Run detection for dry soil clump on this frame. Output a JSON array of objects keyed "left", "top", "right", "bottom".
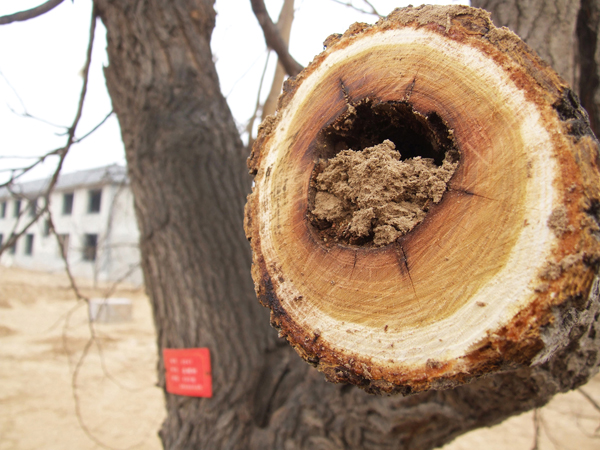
[{"left": 311, "top": 139, "right": 458, "bottom": 246}]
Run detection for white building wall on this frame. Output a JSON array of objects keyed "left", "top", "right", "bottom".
[{"left": 0, "top": 181, "right": 142, "bottom": 286}]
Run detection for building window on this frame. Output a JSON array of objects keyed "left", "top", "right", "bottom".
[
  {"left": 43, "top": 219, "right": 51, "bottom": 237},
  {"left": 57, "top": 234, "right": 69, "bottom": 258},
  {"left": 28, "top": 198, "right": 38, "bottom": 217},
  {"left": 0, "top": 201, "right": 6, "bottom": 218},
  {"left": 83, "top": 234, "right": 98, "bottom": 261},
  {"left": 24, "top": 234, "right": 34, "bottom": 256},
  {"left": 63, "top": 193, "right": 74, "bottom": 215},
  {"left": 0, "top": 233, "right": 3, "bottom": 247},
  {"left": 13, "top": 199, "right": 21, "bottom": 218},
  {"left": 88, "top": 189, "right": 102, "bottom": 213},
  {"left": 8, "top": 234, "right": 16, "bottom": 254}
]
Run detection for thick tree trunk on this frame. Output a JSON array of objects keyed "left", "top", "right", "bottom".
[
  {"left": 94, "top": 0, "right": 277, "bottom": 446},
  {"left": 96, "top": 1, "right": 600, "bottom": 449},
  {"left": 472, "top": 0, "right": 600, "bottom": 137}
]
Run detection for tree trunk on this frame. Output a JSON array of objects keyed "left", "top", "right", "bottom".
[
  {"left": 472, "top": 0, "right": 600, "bottom": 137},
  {"left": 96, "top": 1, "right": 600, "bottom": 449}
]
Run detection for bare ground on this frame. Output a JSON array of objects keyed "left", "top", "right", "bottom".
[{"left": 0, "top": 266, "right": 598, "bottom": 450}]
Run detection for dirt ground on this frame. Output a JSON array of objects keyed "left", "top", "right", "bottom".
[{"left": 0, "top": 266, "right": 599, "bottom": 450}]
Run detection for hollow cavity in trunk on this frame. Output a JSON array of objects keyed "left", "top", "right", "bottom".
[{"left": 309, "top": 100, "right": 459, "bottom": 247}]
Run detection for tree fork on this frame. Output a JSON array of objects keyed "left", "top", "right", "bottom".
[{"left": 245, "top": 5, "right": 600, "bottom": 395}]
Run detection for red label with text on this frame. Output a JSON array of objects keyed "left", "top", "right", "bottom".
[{"left": 163, "top": 348, "right": 212, "bottom": 397}]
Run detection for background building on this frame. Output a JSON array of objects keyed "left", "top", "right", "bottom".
[{"left": 0, "top": 165, "right": 142, "bottom": 286}]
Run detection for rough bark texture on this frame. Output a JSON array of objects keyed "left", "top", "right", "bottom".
[
  {"left": 95, "top": 0, "right": 275, "bottom": 446},
  {"left": 472, "top": 0, "right": 600, "bottom": 137},
  {"left": 96, "top": 1, "right": 600, "bottom": 449}
]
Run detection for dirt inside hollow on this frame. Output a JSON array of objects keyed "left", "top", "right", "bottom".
[{"left": 309, "top": 100, "right": 459, "bottom": 247}]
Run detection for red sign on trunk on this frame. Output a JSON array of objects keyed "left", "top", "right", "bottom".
[{"left": 163, "top": 348, "right": 212, "bottom": 398}]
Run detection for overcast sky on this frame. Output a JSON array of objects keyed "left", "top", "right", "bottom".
[{"left": 0, "top": 0, "right": 469, "bottom": 184}]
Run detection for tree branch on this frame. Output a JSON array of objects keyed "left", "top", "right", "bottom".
[
  {"left": 250, "top": 0, "right": 303, "bottom": 77},
  {"left": 0, "top": 5, "right": 98, "bottom": 258},
  {"left": 262, "top": 0, "right": 295, "bottom": 121},
  {"left": 579, "top": 388, "right": 600, "bottom": 413},
  {"left": 246, "top": 52, "right": 271, "bottom": 149},
  {"left": 0, "top": 0, "right": 65, "bottom": 25},
  {"left": 0, "top": 69, "right": 68, "bottom": 129},
  {"left": 74, "top": 110, "right": 114, "bottom": 143},
  {"left": 329, "top": 0, "right": 383, "bottom": 17}
]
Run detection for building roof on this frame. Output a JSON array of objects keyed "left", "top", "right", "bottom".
[{"left": 0, "top": 164, "right": 128, "bottom": 200}]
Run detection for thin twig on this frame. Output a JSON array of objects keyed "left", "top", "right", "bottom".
[
  {"left": 539, "top": 407, "right": 566, "bottom": 450},
  {"left": 0, "top": 69, "right": 68, "bottom": 129},
  {"left": 0, "top": 155, "right": 45, "bottom": 160},
  {"left": 531, "top": 408, "right": 541, "bottom": 450},
  {"left": 49, "top": 172, "right": 147, "bottom": 449},
  {"left": 94, "top": 264, "right": 146, "bottom": 392},
  {"left": 262, "top": 0, "right": 295, "bottom": 121},
  {"left": 0, "top": 147, "right": 63, "bottom": 189},
  {"left": 225, "top": 50, "right": 269, "bottom": 98},
  {"left": 362, "top": 0, "right": 381, "bottom": 17},
  {"left": 0, "top": 0, "right": 65, "bottom": 25},
  {"left": 246, "top": 51, "right": 272, "bottom": 148},
  {"left": 74, "top": 110, "right": 114, "bottom": 143},
  {"left": 578, "top": 388, "right": 600, "bottom": 436},
  {"left": 579, "top": 388, "right": 600, "bottom": 414},
  {"left": 0, "top": 109, "right": 115, "bottom": 191},
  {"left": 250, "top": 0, "right": 303, "bottom": 76},
  {"left": 0, "top": 194, "right": 50, "bottom": 256},
  {"left": 0, "top": 3, "right": 97, "bottom": 257},
  {"left": 49, "top": 201, "right": 133, "bottom": 450},
  {"left": 329, "top": 0, "right": 383, "bottom": 17},
  {"left": 7, "top": 104, "right": 69, "bottom": 129}
]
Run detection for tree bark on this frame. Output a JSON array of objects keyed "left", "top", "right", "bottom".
[
  {"left": 94, "top": 0, "right": 277, "bottom": 446},
  {"left": 472, "top": 0, "right": 600, "bottom": 137},
  {"left": 96, "top": 1, "right": 600, "bottom": 449}
]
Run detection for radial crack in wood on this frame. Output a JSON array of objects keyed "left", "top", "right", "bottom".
[{"left": 244, "top": 5, "right": 600, "bottom": 395}]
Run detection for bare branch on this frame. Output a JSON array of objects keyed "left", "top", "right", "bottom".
[
  {"left": 0, "top": 109, "right": 113, "bottom": 190},
  {"left": 579, "top": 388, "right": 600, "bottom": 414},
  {"left": 362, "top": 0, "right": 381, "bottom": 17},
  {"left": 0, "top": 198, "right": 47, "bottom": 256},
  {"left": 531, "top": 408, "right": 541, "bottom": 450},
  {"left": 0, "top": 155, "right": 47, "bottom": 160},
  {"left": 250, "top": 0, "right": 303, "bottom": 77},
  {"left": 74, "top": 110, "right": 114, "bottom": 143},
  {"left": 246, "top": 52, "right": 272, "bottom": 149},
  {"left": 0, "top": 70, "right": 68, "bottom": 129},
  {"left": 539, "top": 407, "right": 567, "bottom": 449},
  {"left": 0, "top": 5, "right": 98, "bottom": 258},
  {"left": 225, "top": 50, "right": 269, "bottom": 98},
  {"left": 0, "top": 146, "right": 63, "bottom": 189},
  {"left": 329, "top": 0, "right": 383, "bottom": 17},
  {"left": 0, "top": 0, "right": 65, "bottom": 26},
  {"left": 262, "top": 0, "right": 295, "bottom": 121},
  {"left": 7, "top": 104, "right": 69, "bottom": 129}
]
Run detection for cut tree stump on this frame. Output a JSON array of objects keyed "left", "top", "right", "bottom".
[{"left": 244, "top": 5, "right": 600, "bottom": 395}]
